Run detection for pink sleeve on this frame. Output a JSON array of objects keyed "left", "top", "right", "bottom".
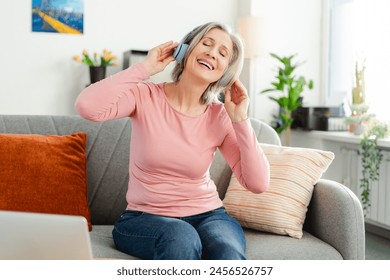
[
  {"left": 219, "top": 118, "right": 270, "bottom": 194},
  {"left": 75, "top": 63, "right": 150, "bottom": 122}
]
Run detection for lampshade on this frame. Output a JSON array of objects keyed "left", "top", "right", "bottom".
[{"left": 237, "top": 16, "right": 265, "bottom": 58}]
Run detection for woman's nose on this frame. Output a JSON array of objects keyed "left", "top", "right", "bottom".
[{"left": 207, "top": 47, "right": 218, "bottom": 59}]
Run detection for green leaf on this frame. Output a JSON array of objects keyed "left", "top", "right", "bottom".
[
  {"left": 277, "top": 96, "right": 289, "bottom": 108},
  {"left": 358, "top": 120, "right": 390, "bottom": 216},
  {"left": 261, "top": 52, "right": 313, "bottom": 137},
  {"left": 82, "top": 55, "right": 94, "bottom": 66},
  {"left": 273, "top": 81, "right": 284, "bottom": 91},
  {"left": 308, "top": 80, "right": 314, "bottom": 89},
  {"left": 260, "top": 88, "right": 275, "bottom": 94},
  {"left": 270, "top": 53, "right": 283, "bottom": 62}
]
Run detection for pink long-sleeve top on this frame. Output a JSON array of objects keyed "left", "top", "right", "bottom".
[{"left": 75, "top": 63, "right": 270, "bottom": 217}]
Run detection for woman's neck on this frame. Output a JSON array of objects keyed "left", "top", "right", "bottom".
[{"left": 164, "top": 74, "right": 209, "bottom": 116}]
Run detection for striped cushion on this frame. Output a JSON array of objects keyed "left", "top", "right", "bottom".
[{"left": 223, "top": 144, "right": 335, "bottom": 239}]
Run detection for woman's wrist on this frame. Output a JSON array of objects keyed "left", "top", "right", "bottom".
[
  {"left": 232, "top": 114, "right": 248, "bottom": 123},
  {"left": 141, "top": 60, "right": 155, "bottom": 77}
]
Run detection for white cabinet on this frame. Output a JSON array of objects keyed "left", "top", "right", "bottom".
[
  {"left": 290, "top": 130, "right": 390, "bottom": 230},
  {"left": 372, "top": 152, "right": 390, "bottom": 227}
]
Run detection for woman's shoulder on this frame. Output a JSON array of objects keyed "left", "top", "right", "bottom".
[{"left": 136, "top": 81, "right": 165, "bottom": 97}]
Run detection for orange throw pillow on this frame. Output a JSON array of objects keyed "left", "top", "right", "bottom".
[{"left": 0, "top": 132, "right": 91, "bottom": 230}]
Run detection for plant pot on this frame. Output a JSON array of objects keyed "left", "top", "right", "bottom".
[
  {"left": 89, "top": 66, "right": 106, "bottom": 84},
  {"left": 353, "top": 124, "right": 367, "bottom": 136}
]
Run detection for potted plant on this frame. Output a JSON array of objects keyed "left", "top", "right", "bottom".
[
  {"left": 260, "top": 53, "right": 313, "bottom": 145},
  {"left": 73, "top": 49, "right": 119, "bottom": 84},
  {"left": 359, "top": 120, "right": 390, "bottom": 216},
  {"left": 345, "top": 60, "right": 369, "bottom": 135},
  {"left": 344, "top": 104, "right": 373, "bottom": 136}
]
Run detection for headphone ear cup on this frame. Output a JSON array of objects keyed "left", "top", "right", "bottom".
[{"left": 173, "top": 43, "right": 189, "bottom": 64}]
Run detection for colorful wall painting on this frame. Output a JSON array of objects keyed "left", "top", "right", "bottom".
[{"left": 32, "top": 0, "right": 84, "bottom": 34}]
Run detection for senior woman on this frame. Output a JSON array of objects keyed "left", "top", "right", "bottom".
[{"left": 75, "top": 22, "right": 270, "bottom": 260}]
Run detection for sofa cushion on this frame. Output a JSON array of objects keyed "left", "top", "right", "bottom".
[
  {"left": 89, "top": 226, "right": 342, "bottom": 260},
  {"left": 0, "top": 132, "right": 92, "bottom": 230},
  {"left": 223, "top": 144, "right": 334, "bottom": 238},
  {"left": 90, "top": 225, "right": 138, "bottom": 259},
  {"left": 244, "top": 229, "right": 343, "bottom": 259}
]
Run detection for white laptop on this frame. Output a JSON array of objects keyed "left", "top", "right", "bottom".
[{"left": 0, "top": 210, "right": 93, "bottom": 260}]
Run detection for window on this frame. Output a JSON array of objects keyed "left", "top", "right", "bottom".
[{"left": 326, "top": 0, "right": 390, "bottom": 120}]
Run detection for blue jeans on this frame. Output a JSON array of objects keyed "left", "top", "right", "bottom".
[{"left": 112, "top": 206, "right": 246, "bottom": 260}]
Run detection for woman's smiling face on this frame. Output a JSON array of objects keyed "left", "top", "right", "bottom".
[{"left": 185, "top": 28, "right": 233, "bottom": 84}]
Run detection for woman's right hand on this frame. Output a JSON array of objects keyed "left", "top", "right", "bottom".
[{"left": 142, "top": 41, "right": 178, "bottom": 76}]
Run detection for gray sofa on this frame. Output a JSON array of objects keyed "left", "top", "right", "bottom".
[{"left": 0, "top": 115, "right": 365, "bottom": 260}]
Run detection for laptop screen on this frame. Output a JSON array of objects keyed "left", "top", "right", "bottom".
[{"left": 0, "top": 211, "right": 93, "bottom": 260}]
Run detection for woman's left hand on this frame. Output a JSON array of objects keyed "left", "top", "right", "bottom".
[{"left": 224, "top": 80, "right": 249, "bottom": 122}]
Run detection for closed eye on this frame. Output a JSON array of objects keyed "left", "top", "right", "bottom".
[
  {"left": 202, "top": 37, "right": 230, "bottom": 58},
  {"left": 219, "top": 50, "right": 227, "bottom": 57},
  {"left": 202, "top": 38, "right": 213, "bottom": 47}
]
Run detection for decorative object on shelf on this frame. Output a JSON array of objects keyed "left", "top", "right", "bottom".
[
  {"left": 345, "top": 59, "right": 369, "bottom": 135},
  {"left": 344, "top": 103, "right": 373, "bottom": 136},
  {"left": 88, "top": 66, "right": 106, "bottom": 84},
  {"left": 359, "top": 120, "right": 390, "bottom": 216},
  {"left": 352, "top": 59, "right": 366, "bottom": 105},
  {"left": 260, "top": 53, "right": 313, "bottom": 146},
  {"left": 73, "top": 49, "right": 119, "bottom": 84}
]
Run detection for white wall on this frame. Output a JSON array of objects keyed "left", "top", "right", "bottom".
[
  {"left": 0, "top": 0, "right": 238, "bottom": 115},
  {"left": 0, "top": 0, "right": 322, "bottom": 124},
  {"left": 249, "top": 0, "right": 323, "bottom": 124}
]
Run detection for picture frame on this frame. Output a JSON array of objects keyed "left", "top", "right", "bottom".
[{"left": 32, "top": 0, "right": 84, "bottom": 34}]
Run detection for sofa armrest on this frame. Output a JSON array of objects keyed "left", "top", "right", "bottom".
[{"left": 304, "top": 179, "right": 365, "bottom": 260}]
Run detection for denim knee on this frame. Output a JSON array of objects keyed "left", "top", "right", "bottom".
[
  {"left": 112, "top": 212, "right": 202, "bottom": 260},
  {"left": 155, "top": 220, "right": 202, "bottom": 260},
  {"left": 193, "top": 209, "right": 246, "bottom": 260},
  {"left": 206, "top": 234, "right": 246, "bottom": 260}
]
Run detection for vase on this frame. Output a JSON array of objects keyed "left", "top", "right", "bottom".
[
  {"left": 89, "top": 66, "right": 106, "bottom": 84},
  {"left": 353, "top": 124, "right": 367, "bottom": 136}
]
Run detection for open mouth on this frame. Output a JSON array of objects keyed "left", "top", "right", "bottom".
[{"left": 197, "top": 59, "right": 214, "bottom": 70}]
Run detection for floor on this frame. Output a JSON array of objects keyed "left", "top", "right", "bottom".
[{"left": 365, "top": 231, "right": 390, "bottom": 260}]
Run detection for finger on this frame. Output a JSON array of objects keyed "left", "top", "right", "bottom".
[
  {"left": 231, "top": 80, "right": 247, "bottom": 96},
  {"left": 159, "top": 50, "right": 173, "bottom": 62},
  {"left": 160, "top": 41, "right": 178, "bottom": 53},
  {"left": 224, "top": 87, "right": 232, "bottom": 104},
  {"left": 150, "top": 41, "right": 175, "bottom": 56},
  {"left": 162, "top": 56, "right": 175, "bottom": 65},
  {"left": 157, "top": 41, "right": 176, "bottom": 50},
  {"left": 229, "top": 84, "right": 240, "bottom": 103},
  {"left": 159, "top": 42, "right": 179, "bottom": 60}
]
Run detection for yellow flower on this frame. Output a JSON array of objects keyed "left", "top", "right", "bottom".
[
  {"left": 73, "top": 49, "right": 119, "bottom": 67},
  {"left": 72, "top": 55, "right": 82, "bottom": 63}
]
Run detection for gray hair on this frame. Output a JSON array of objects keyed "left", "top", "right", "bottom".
[{"left": 171, "top": 22, "right": 244, "bottom": 105}]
